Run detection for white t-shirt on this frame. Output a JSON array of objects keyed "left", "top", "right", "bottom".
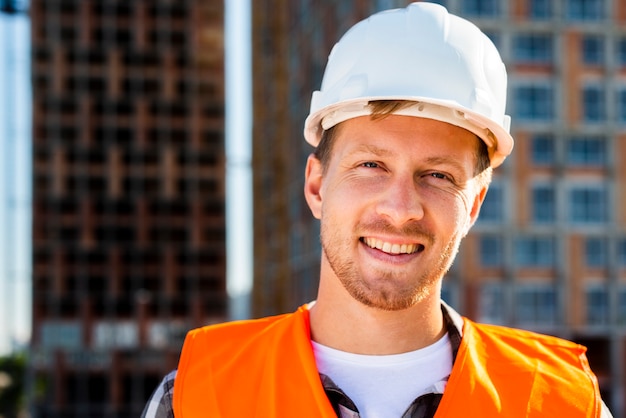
[{"left": 312, "top": 334, "right": 452, "bottom": 418}]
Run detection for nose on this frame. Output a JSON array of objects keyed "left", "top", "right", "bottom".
[{"left": 375, "top": 174, "right": 424, "bottom": 225}]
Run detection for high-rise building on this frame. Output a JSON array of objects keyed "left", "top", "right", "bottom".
[
  {"left": 252, "top": 0, "right": 626, "bottom": 415},
  {"left": 30, "top": 1, "right": 227, "bottom": 416},
  {"left": 0, "top": 0, "right": 26, "bottom": 14}
]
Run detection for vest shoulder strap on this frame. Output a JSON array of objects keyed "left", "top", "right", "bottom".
[
  {"left": 173, "top": 305, "right": 336, "bottom": 417},
  {"left": 435, "top": 319, "right": 601, "bottom": 417}
]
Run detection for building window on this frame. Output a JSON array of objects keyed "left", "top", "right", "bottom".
[
  {"left": 586, "top": 286, "right": 609, "bottom": 325},
  {"left": 582, "top": 85, "right": 606, "bottom": 122},
  {"left": 461, "top": 0, "right": 500, "bottom": 16},
  {"left": 618, "top": 239, "right": 626, "bottom": 267},
  {"left": 417, "top": 0, "right": 448, "bottom": 7},
  {"left": 482, "top": 31, "right": 501, "bottom": 50},
  {"left": 581, "top": 35, "right": 604, "bottom": 66},
  {"left": 480, "top": 236, "right": 503, "bottom": 267},
  {"left": 566, "top": 136, "right": 606, "bottom": 166},
  {"left": 618, "top": 38, "right": 626, "bottom": 67},
  {"left": 479, "top": 282, "right": 505, "bottom": 324},
  {"left": 569, "top": 185, "right": 608, "bottom": 224},
  {"left": 529, "top": 0, "right": 552, "bottom": 19},
  {"left": 515, "top": 236, "right": 555, "bottom": 267},
  {"left": 566, "top": 0, "right": 605, "bottom": 21},
  {"left": 619, "top": 288, "right": 626, "bottom": 324},
  {"left": 514, "top": 84, "right": 554, "bottom": 121},
  {"left": 617, "top": 89, "right": 626, "bottom": 124},
  {"left": 531, "top": 134, "right": 555, "bottom": 165},
  {"left": 532, "top": 184, "right": 556, "bottom": 224},
  {"left": 478, "top": 182, "right": 503, "bottom": 223},
  {"left": 41, "top": 321, "right": 83, "bottom": 349},
  {"left": 513, "top": 34, "right": 553, "bottom": 64},
  {"left": 585, "top": 237, "right": 607, "bottom": 267},
  {"left": 515, "top": 284, "right": 557, "bottom": 325},
  {"left": 441, "top": 281, "right": 456, "bottom": 306}
]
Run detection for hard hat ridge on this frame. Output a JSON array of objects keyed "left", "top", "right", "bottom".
[{"left": 304, "top": 1, "right": 514, "bottom": 167}]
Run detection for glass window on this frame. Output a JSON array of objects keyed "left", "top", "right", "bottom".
[
  {"left": 569, "top": 186, "right": 608, "bottom": 224},
  {"left": 1, "top": 0, "right": 28, "bottom": 12},
  {"left": 480, "top": 236, "right": 503, "bottom": 267},
  {"left": 375, "top": 0, "right": 412, "bottom": 9},
  {"left": 618, "top": 38, "right": 626, "bottom": 67},
  {"left": 581, "top": 35, "right": 604, "bottom": 65},
  {"left": 618, "top": 239, "right": 626, "bottom": 267},
  {"left": 515, "top": 236, "right": 555, "bottom": 267},
  {"left": 513, "top": 34, "right": 553, "bottom": 64},
  {"left": 441, "top": 281, "right": 456, "bottom": 306},
  {"left": 478, "top": 183, "right": 503, "bottom": 223},
  {"left": 420, "top": 0, "right": 448, "bottom": 7},
  {"left": 617, "top": 89, "right": 626, "bottom": 123},
  {"left": 462, "top": 0, "right": 500, "bottom": 17},
  {"left": 531, "top": 134, "right": 555, "bottom": 165},
  {"left": 482, "top": 31, "right": 501, "bottom": 50},
  {"left": 41, "top": 321, "right": 83, "bottom": 349},
  {"left": 585, "top": 237, "right": 607, "bottom": 267},
  {"left": 566, "top": 136, "right": 606, "bottom": 166},
  {"left": 514, "top": 84, "right": 554, "bottom": 121},
  {"left": 529, "top": 0, "right": 552, "bottom": 19},
  {"left": 566, "top": 0, "right": 605, "bottom": 21},
  {"left": 479, "top": 283, "right": 505, "bottom": 324},
  {"left": 586, "top": 286, "right": 609, "bottom": 325},
  {"left": 515, "top": 285, "right": 557, "bottom": 325},
  {"left": 582, "top": 85, "right": 606, "bottom": 122},
  {"left": 532, "top": 184, "right": 556, "bottom": 224},
  {"left": 619, "top": 288, "right": 626, "bottom": 323}
]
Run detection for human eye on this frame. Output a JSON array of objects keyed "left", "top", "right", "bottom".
[
  {"left": 421, "top": 171, "right": 461, "bottom": 189},
  {"left": 361, "top": 161, "right": 379, "bottom": 168},
  {"left": 429, "top": 172, "right": 449, "bottom": 180}
]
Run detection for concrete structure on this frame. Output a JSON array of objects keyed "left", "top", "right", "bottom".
[
  {"left": 252, "top": 0, "right": 626, "bottom": 415},
  {"left": 30, "top": 1, "right": 227, "bottom": 416}
]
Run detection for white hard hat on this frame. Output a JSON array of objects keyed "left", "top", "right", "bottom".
[{"left": 303, "top": 2, "right": 513, "bottom": 167}]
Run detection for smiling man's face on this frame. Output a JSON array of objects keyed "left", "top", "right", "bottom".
[{"left": 304, "top": 114, "right": 488, "bottom": 311}]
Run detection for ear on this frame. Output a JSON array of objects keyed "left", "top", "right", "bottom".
[
  {"left": 463, "top": 185, "right": 488, "bottom": 236},
  {"left": 304, "top": 154, "right": 323, "bottom": 220}
]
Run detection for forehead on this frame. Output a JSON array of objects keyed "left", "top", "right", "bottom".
[{"left": 332, "top": 115, "right": 480, "bottom": 159}]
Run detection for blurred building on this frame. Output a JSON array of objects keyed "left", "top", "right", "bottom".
[
  {"left": 251, "top": 0, "right": 626, "bottom": 415},
  {"left": 30, "top": 1, "right": 227, "bottom": 416},
  {"left": 0, "top": 0, "right": 27, "bottom": 14}
]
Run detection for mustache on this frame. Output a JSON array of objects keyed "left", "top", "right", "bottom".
[{"left": 357, "top": 219, "right": 435, "bottom": 245}]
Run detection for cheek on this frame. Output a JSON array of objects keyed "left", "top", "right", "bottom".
[
  {"left": 325, "top": 174, "right": 382, "bottom": 205},
  {"left": 423, "top": 188, "right": 473, "bottom": 229},
  {"left": 421, "top": 183, "right": 465, "bottom": 208}
]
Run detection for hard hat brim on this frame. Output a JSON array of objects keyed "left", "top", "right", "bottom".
[{"left": 304, "top": 96, "right": 513, "bottom": 168}]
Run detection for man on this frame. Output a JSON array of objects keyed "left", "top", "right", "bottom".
[{"left": 142, "top": 3, "right": 612, "bottom": 417}]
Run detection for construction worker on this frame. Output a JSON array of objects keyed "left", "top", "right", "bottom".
[{"left": 142, "top": 3, "right": 612, "bottom": 417}]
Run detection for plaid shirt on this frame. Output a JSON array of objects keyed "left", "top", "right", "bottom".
[
  {"left": 140, "top": 305, "right": 462, "bottom": 418},
  {"left": 141, "top": 370, "right": 176, "bottom": 418}
]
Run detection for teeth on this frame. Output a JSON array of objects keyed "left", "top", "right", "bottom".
[{"left": 363, "top": 238, "right": 419, "bottom": 254}]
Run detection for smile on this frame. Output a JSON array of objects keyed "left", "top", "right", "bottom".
[{"left": 361, "top": 237, "right": 424, "bottom": 255}]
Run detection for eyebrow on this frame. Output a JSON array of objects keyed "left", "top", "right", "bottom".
[
  {"left": 350, "top": 145, "right": 466, "bottom": 166},
  {"left": 345, "top": 144, "right": 394, "bottom": 159},
  {"left": 422, "top": 156, "right": 470, "bottom": 176}
]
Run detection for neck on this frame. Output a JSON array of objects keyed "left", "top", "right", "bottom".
[{"left": 309, "top": 281, "right": 445, "bottom": 355}]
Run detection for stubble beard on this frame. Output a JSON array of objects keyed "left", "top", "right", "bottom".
[{"left": 320, "top": 220, "right": 462, "bottom": 311}]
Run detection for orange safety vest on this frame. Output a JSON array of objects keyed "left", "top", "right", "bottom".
[{"left": 173, "top": 305, "right": 601, "bottom": 417}]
